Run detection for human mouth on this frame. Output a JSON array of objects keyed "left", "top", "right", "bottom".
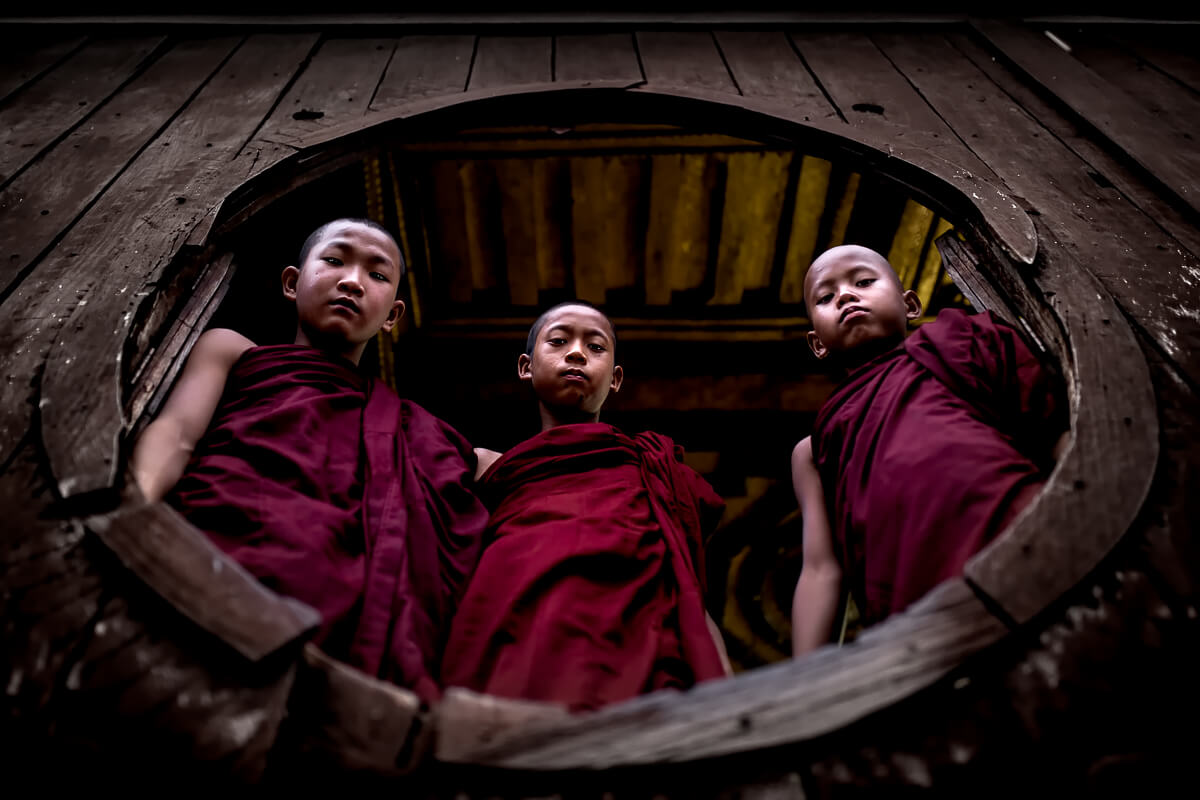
[
  {"left": 330, "top": 297, "right": 360, "bottom": 314},
  {"left": 840, "top": 306, "right": 868, "bottom": 323},
  {"left": 561, "top": 368, "right": 587, "bottom": 383}
]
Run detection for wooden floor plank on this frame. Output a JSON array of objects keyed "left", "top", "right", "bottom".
[
  {"left": 0, "top": 37, "right": 239, "bottom": 302},
  {"left": 922, "top": 30, "right": 1200, "bottom": 385},
  {"left": 248, "top": 36, "right": 397, "bottom": 168},
  {"left": 554, "top": 33, "right": 643, "bottom": 84},
  {"left": 1047, "top": 24, "right": 1200, "bottom": 132},
  {"left": 637, "top": 31, "right": 738, "bottom": 94},
  {"left": 790, "top": 30, "right": 995, "bottom": 181},
  {"left": 0, "top": 36, "right": 164, "bottom": 187},
  {"left": 370, "top": 35, "right": 475, "bottom": 110},
  {"left": 714, "top": 31, "right": 833, "bottom": 119},
  {"left": 971, "top": 19, "right": 1200, "bottom": 219},
  {"left": 1109, "top": 26, "right": 1200, "bottom": 97},
  {"left": 0, "top": 34, "right": 86, "bottom": 104},
  {"left": 942, "top": 30, "right": 1200, "bottom": 261},
  {"left": 469, "top": 36, "right": 552, "bottom": 90},
  {"left": 0, "top": 33, "right": 317, "bottom": 495}
]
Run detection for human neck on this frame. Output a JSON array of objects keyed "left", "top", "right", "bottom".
[
  {"left": 294, "top": 327, "right": 366, "bottom": 365},
  {"left": 835, "top": 333, "right": 906, "bottom": 373},
  {"left": 538, "top": 403, "right": 601, "bottom": 432}
]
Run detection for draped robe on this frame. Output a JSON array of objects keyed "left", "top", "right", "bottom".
[
  {"left": 168, "top": 344, "right": 488, "bottom": 703},
  {"left": 812, "top": 309, "right": 1063, "bottom": 625},
  {"left": 440, "top": 423, "right": 728, "bottom": 712}
]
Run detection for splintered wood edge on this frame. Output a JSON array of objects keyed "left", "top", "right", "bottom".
[{"left": 86, "top": 501, "right": 322, "bottom": 662}]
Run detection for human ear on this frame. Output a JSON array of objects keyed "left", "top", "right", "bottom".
[
  {"left": 517, "top": 353, "right": 532, "bottom": 382},
  {"left": 609, "top": 364, "right": 624, "bottom": 394},
  {"left": 903, "top": 289, "right": 923, "bottom": 321},
  {"left": 380, "top": 299, "right": 406, "bottom": 333},
  {"left": 281, "top": 265, "right": 299, "bottom": 301},
  {"left": 807, "top": 330, "right": 829, "bottom": 360}
]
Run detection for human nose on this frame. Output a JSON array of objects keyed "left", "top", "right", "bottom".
[
  {"left": 565, "top": 339, "right": 587, "bottom": 362},
  {"left": 336, "top": 268, "right": 365, "bottom": 296},
  {"left": 835, "top": 284, "right": 859, "bottom": 307}
]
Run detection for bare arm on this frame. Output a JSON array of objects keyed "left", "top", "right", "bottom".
[
  {"left": 130, "top": 328, "right": 254, "bottom": 503},
  {"left": 790, "top": 436, "right": 842, "bottom": 657},
  {"left": 473, "top": 447, "right": 503, "bottom": 482}
]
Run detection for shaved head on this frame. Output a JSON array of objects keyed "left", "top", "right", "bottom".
[{"left": 804, "top": 245, "right": 901, "bottom": 306}]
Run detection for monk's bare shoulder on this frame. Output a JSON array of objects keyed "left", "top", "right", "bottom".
[
  {"left": 792, "top": 436, "right": 813, "bottom": 466},
  {"left": 473, "top": 447, "right": 503, "bottom": 482},
  {"left": 192, "top": 327, "right": 256, "bottom": 367}
]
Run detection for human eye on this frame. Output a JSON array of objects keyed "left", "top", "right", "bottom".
[
  {"left": 856, "top": 277, "right": 876, "bottom": 287},
  {"left": 588, "top": 342, "right": 606, "bottom": 352},
  {"left": 322, "top": 255, "right": 343, "bottom": 266},
  {"left": 547, "top": 336, "right": 566, "bottom": 346},
  {"left": 816, "top": 293, "right": 834, "bottom": 305},
  {"left": 370, "top": 271, "right": 390, "bottom": 282}
]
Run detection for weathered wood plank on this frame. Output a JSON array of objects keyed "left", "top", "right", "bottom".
[
  {"left": 0, "top": 36, "right": 163, "bottom": 187},
  {"left": 790, "top": 30, "right": 996, "bottom": 181},
  {"left": 469, "top": 36, "right": 552, "bottom": 90},
  {"left": 637, "top": 31, "right": 738, "bottom": 94},
  {"left": 883, "top": 30, "right": 1200, "bottom": 385},
  {"left": 971, "top": 19, "right": 1200, "bottom": 218},
  {"left": 714, "top": 31, "right": 832, "bottom": 117},
  {"left": 443, "top": 580, "right": 1007, "bottom": 768},
  {"left": 495, "top": 158, "right": 567, "bottom": 306},
  {"left": 938, "top": 231, "right": 1158, "bottom": 625},
  {"left": 711, "top": 151, "right": 792, "bottom": 305},
  {"left": 85, "top": 502, "right": 321, "bottom": 661},
  {"left": 250, "top": 36, "right": 397, "bottom": 156},
  {"left": 554, "top": 33, "right": 643, "bottom": 84},
  {"left": 1111, "top": 27, "right": 1200, "bottom": 96},
  {"left": 370, "top": 35, "right": 475, "bottom": 110},
  {"left": 1045, "top": 25, "right": 1200, "bottom": 132},
  {"left": 569, "top": 155, "right": 645, "bottom": 304},
  {"left": 0, "top": 37, "right": 238, "bottom": 302},
  {"left": 644, "top": 153, "right": 717, "bottom": 305},
  {"left": 0, "top": 33, "right": 317, "bottom": 494},
  {"left": 0, "top": 34, "right": 86, "bottom": 104}
]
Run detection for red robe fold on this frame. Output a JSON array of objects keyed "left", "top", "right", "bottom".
[
  {"left": 440, "top": 422, "right": 727, "bottom": 712},
  {"left": 168, "top": 344, "right": 488, "bottom": 703},
  {"left": 812, "top": 309, "right": 1062, "bottom": 625}
]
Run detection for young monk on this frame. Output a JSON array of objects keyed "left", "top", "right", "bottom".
[
  {"left": 791, "top": 244, "right": 1066, "bottom": 656},
  {"left": 131, "top": 218, "right": 488, "bottom": 703},
  {"left": 440, "top": 301, "right": 732, "bottom": 712}
]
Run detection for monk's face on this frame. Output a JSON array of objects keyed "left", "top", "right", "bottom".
[
  {"left": 804, "top": 245, "right": 921, "bottom": 362},
  {"left": 282, "top": 221, "right": 405, "bottom": 362},
  {"left": 518, "top": 304, "right": 623, "bottom": 418}
]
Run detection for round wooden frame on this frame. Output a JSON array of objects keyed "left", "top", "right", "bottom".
[{"left": 69, "top": 85, "right": 1157, "bottom": 777}]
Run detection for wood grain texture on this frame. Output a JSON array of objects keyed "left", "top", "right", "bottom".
[
  {"left": 937, "top": 231, "right": 1158, "bottom": 624},
  {"left": 637, "top": 31, "right": 738, "bottom": 94},
  {"left": 0, "top": 33, "right": 86, "bottom": 104},
  {"left": 715, "top": 31, "right": 831, "bottom": 117},
  {"left": 1111, "top": 27, "right": 1200, "bottom": 96},
  {"left": 0, "top": 37, "right": 238, "bottom": 301},
  {"left": 85, "top": 502, "right": 321, "bottom": 661},
  {"left": 249, "top": 36, "right": 396, "bottom": 158},
  {"left": 879, "top": 30, "right": 1200, "bottom": 387},
  {"left": 469, "top": 36, "right": 552, "bottom": 90},
  {"left": 791, "top": 29, "right": 996, "bottom": 181},
  {"left": 971, "top": 19, "right": 1200, "bottom": 218},
  {"left": 371, "top": 35, "right": 475, "bottom": 110},
  {"left": 0, "top": 36, "right": 163, "bottom": 187},
  {"left": 555, "top": 33, "right": 643, "bottom": 84},
  {"left": 443, "top": 580, "right": 1006, "bottom": 768},
  {"left": 941, "top": 31, "right": 1200, "bottom": 262},
  {"left": 6, "top": 33, "right": 317, "bottom": 497}
]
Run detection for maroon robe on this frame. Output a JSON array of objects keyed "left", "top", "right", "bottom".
[
  {"left": 440, "top": 423, "right": 727, "bottom": 712},
  {"left": 812, "top": 309, "right": 1062, "bottom": 625},
  {"left": 168, "top": 344, "right": 488, "bottom": 703}
]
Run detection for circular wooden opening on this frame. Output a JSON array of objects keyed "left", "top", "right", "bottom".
[{"left": 112, "top": 87, "right": 1155, "bottom": 774}]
